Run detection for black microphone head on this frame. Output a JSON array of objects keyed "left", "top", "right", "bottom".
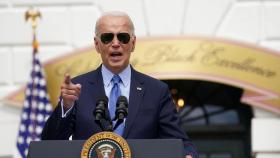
[
  {"left": 94, "top": 95, "right": 108, "bottom": 121},
  {"left": 117, "top": 96, "right": 128, "bottom": 105},
  {"left": 96, "top": 95, "right": 108, "bottom": 107},
  {"left": 114, "top": 96, "right": 128, "bottom": 121}
]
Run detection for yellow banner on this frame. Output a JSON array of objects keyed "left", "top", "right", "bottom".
[{"left": 3, "top": 37, "right": 280, "bottom": 113}]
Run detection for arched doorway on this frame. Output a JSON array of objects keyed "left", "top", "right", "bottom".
[{"left": 163, "top": 80, "right": 253, "bottom": 158}]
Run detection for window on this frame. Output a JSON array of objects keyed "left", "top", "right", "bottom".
[{"left": 163, "top": 80, "right": 253, "bottom": 158}]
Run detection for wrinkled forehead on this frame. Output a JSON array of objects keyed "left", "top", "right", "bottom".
[{"left": 96, "top": 15, "right": 134, "bottom": 34}]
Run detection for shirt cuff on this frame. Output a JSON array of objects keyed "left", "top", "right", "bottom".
[{"left": 61, "top": 99, "right": 74, "bottom": 118}]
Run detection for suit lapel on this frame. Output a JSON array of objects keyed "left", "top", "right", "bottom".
[
  {"left": 88, "top": 65, "right": 105, "bottom": 99},
  {"left": 123, "top": 69, "right": 145, "bottom": 138},
  {"left": 87, "top": 66, "right": 106, "bottom": 132}
]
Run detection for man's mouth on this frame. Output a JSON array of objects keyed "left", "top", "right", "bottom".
[{"left": 110, "top": 52, "right": 122, "bottom": 57}]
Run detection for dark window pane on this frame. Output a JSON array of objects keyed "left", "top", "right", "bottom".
[
  {"left": 206, "top": 104, "right": 239, "bottom": 125},
  {"left": 179, "top": 104, "right": 239, "bottom": 125},
  {"left": 180, "top": 106, "right": 206, "bottom": 125},
  {"left": 209, "top": 110, "right": 239, "bottom": 125}
]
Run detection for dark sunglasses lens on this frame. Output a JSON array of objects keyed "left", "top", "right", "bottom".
[
  {"left": 117, "top": 33, "right": 130, "bottom": 44},
  {"left": 100, "top": 33, "right": 114, "bottom": 44}
]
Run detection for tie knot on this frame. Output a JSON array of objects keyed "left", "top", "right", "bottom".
[{"left": 112, "top": 75, "right": 121, "bottom": 84}]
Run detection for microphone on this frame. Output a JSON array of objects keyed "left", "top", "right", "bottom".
[
  {"left": 113, "top": 96, "right": 128, "bottom": 131},
  {"left": 114, "top": 96, "right": 128, "bottom": 121},
  {"left": 93, "top": 96, "right": 113, "bottom": 131},
  {"left": 93, "top": 96, "right": 108, "bottom": 121}
]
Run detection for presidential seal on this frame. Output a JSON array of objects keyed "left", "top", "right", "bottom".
[{"left": 81, "top": 132, "right": 131, "bottom": 158}]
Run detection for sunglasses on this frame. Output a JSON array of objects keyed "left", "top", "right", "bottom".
[{"left": 100, "top": 33, "right": 131, "bottom": 44}]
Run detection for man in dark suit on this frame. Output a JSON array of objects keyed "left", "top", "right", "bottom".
[{"left": 41, "top": 11, "right": 198, "bottom": 158}]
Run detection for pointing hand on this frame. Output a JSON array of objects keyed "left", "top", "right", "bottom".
[{"left": 61, "top": 74, "right": 81, "bottom": 110}]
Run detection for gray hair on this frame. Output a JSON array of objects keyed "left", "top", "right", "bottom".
[{"left": 95, "top": 11, "right": 135, "bottom": 36}]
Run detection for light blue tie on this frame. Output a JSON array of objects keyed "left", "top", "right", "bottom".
[{"left": 109, "top": 75, "right": 124, "bottom": 136}]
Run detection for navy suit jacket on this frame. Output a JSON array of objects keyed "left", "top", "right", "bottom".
[{"left": 41, "top": 66, "right": 198, "bottom": 157}]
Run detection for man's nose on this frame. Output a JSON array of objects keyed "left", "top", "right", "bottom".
[{"left": 111, "top": 36, "right": 120, "bottom": 46}]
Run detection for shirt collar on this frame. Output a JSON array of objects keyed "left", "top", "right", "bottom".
[{"left": 101, "top": 64, "right": 131, "bottom": 87}]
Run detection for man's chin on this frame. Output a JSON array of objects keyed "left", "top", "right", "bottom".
[
  {"left": 109, "top": 62, "right": 123, "bottom": 67},
  {"left": 107, "top": 63, "right": 127, "bottom": 73}
]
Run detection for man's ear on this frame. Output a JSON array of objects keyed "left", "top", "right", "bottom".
[
  {"left": 94, "top": 37, "right": 100, "bottom": 53},
  {"left": 131, "top": 36, "right": 136, "bottom": 52}
]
